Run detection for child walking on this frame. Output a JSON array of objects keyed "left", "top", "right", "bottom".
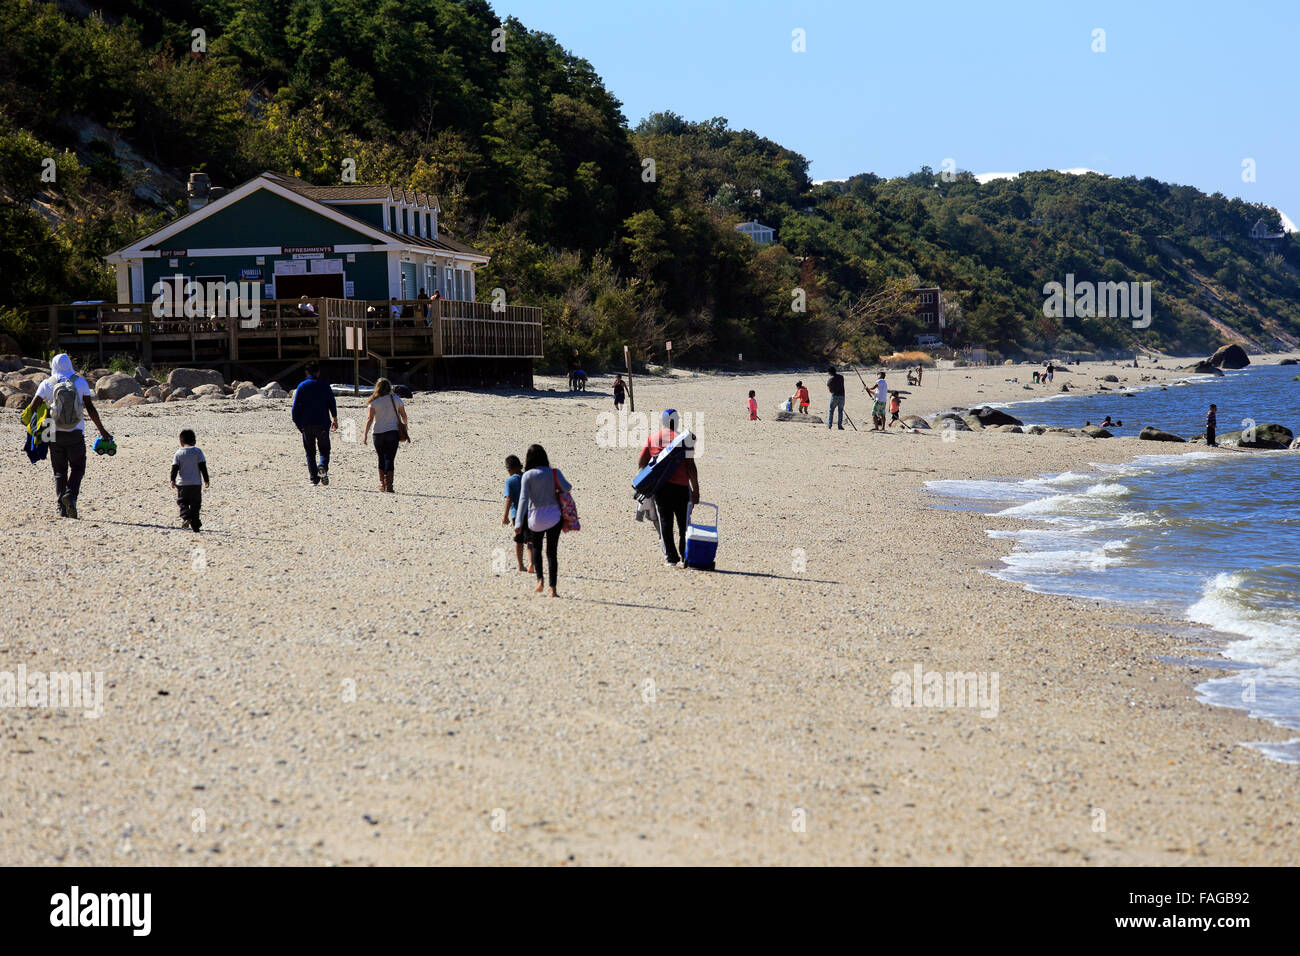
[
  {"left": 888, "top": 392, "right": 902, "bottom": 426},
  {"left": 503, "top": 454, "right": 532, "bottom": 572},
  {"left": 613, "top": 374, "right": 627, "bottom": 410},
  {"left": 170, "top": 429, "right": 210, "bottom": 532},
  {"left": 795, "top": 381, "right": 810, "bottom": 414},
  {"left": 747, "top": 390, "right": 759, "bottom": 420}
]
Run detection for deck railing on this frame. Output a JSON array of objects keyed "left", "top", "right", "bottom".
[{"left": 12, "top": 297, "right": 543, "bottom": 364}]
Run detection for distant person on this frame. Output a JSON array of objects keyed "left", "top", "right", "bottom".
[
  {"left": 747, "top": 390, "right": 759, "bottom": 420},
  {"left": 873, "top": 371, "right": 889, "bottom": 431},
  {"left": 1206, "top": 404, "right": 1217, "bottom": 446},
  {"left": 502, "top": 454, "right": 532, "bottom": 573},
  {"left": 826, "top": 365, "right": 846, "bottom": 430},
  {"left": 1101, "top": 416, "right": 1114, "bottom": 427},
  {"left": 390, "top": 297, "right": 401, "bottom": 318},
  {"left": 795, "top": 380, "right": 810, "bottom": 414},
  {"left": 637, "top": 409, "right": 701, "bottom": 566},
  {"left": 297, "top": 295, "right": 317, "bottom": 317},
  {"left": 291, "top": 362, "right": 339, "bottom": 486},
  {"left": 362, "top": 377, "right": 408, "bottom": 492},
  {"left": 613, "top": 374, "right": 627, "bottom": 410},
  {"left": 25, "top": 353, "right": 112, "bottom": 519},
  {"left": 515, "top": 444, "right": 573, "bottom": 596},
  {"left": 425, "top": 289, "right": 442, "bottom": 327},
  {"left": 916, "top": 364, "right": 923, "bottom": 386},
  {"left": 567, "top": 349, "right": 581, "bottom": 391},
  {"left": 170, "top": 428, "right": 210, "bottom": 532}
]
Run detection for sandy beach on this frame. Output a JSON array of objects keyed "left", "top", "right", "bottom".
[{"left": 1, "top": 357, "right": 1297, "bottom": 866}]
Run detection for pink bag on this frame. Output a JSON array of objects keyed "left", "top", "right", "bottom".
[{"left": 554, "top": 468, "right": 580, "bottom": 532}]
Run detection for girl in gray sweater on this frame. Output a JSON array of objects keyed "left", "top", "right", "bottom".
[{"left": 514, "top": 444, "right": 572, "bottom": 596}]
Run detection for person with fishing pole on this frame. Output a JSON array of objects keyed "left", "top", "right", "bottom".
[{"left": 826, "top": 366, "right": 846, "bottom": 430}]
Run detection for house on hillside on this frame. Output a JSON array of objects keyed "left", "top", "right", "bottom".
[
  {"left": 905, "top": 286, "right": 946, "bottom": 344},
  {"left": 735, "top": 220, "right": 776, "bottom": 245},
  {"left": 1249, "top": 218, "right": 1285, "bottom": 241},
  {"left": 105, "top": 171, "right": 487, "bottom": 306}
]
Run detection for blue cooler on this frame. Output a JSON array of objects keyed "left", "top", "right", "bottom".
[{"left": 683, "top": 502, "right": 719, "bottom": 570}]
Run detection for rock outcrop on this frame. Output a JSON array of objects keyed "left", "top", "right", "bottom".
[
  {"left": 94, "top": 372, "right": 143, "bottom": 401},
  {"left": 168, "top": 367, "right": 225, "bottom": 390},
  {"left": 1207, "top": 343, "right": 1250, "bottom": 369},
  {"left": 1139, "top": 426, "right": 1185, "bottom": 442}
]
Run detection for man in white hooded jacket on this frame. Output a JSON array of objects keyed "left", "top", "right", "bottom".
[{"left": 26, "top": 353, "right": 112, "bottom": 518}]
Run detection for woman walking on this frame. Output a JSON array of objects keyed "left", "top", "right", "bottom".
[
  {"left": 362, "top": 378, "right": 408, "bottom": 492},
  {"left": 514, "top": 444, "right": 572, "bottom": 597}
]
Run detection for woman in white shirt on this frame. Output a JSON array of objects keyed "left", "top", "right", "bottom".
[{"left": 363, "top": 378, "right": 408, "bottom": 493}]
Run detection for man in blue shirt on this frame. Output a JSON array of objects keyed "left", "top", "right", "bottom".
[{"left": 291, "top": 362, "right": 339, "bottom": 485}]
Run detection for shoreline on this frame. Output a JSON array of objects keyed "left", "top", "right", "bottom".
[{"left": 1, "top": 358, "right": 1297, "bottom": 864}]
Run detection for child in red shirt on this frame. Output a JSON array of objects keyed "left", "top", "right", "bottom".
[{"left": 747, "top": 390, "right": 759, "bottom": 420}]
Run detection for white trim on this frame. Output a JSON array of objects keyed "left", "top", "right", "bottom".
[
  {"left": 104, "top": 174, "right": 400, "bottom": 262},
  {"left": 114, "top": 263, "right": 130, "bottom": 303},
  {"left": 129, "top": 263, "right": 145, "bottom": 302},
  {"left": 387, "top": 252, "right": 402, "bottom": 300}
]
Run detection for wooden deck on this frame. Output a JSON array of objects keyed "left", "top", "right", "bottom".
[{"left": 23, "top": 298, "right": 544, "bottom": 370}]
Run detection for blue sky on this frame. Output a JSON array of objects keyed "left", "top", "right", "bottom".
[{"left": 493, "top": 0, "right": 1298, "bottom": 228}]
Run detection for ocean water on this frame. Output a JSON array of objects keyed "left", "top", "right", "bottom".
[{"left": 928, "top": 363, "right": 1300, "bottom": 762}]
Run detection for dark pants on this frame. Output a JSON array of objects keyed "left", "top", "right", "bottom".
[
  {"left": 373, "top": 430, "right": 399, "bottom": 471},
  {"left": 1207, "top": 426, "right": 1216, "bottom": 446},
  {"left": 50, "top": 430, "right": 87, "bottom": 504},
  {"left": 655, "top": 482, "right": 690, "bottom": 563},
  {"left": 177, "top": 484, "right": 202, "bottom": 530},
  {"left": 301, "top": 425, "right": 331, "bottom": 479},
  {"left": 530, "top": 524, "right": 561, "bottom": 588}
]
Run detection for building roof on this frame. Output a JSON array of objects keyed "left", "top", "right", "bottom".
[
  {"left": 107, "top": 171, "right": 484, "bottom": 263},
  {"left": 263, "top": 172, "right": 439, "bottom": 211}
]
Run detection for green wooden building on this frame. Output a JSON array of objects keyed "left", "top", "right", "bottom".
[{"left": 105, "top": 171, "right": 487, "bottom": 306}]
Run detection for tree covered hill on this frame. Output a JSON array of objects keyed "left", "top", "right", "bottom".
[{"left": 2, "top": 0, "right": 1298, "bottom": 366}]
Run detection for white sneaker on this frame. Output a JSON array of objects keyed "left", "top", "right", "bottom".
[{"left": 665, "top": 558, "right": 679, "bottom": 567}]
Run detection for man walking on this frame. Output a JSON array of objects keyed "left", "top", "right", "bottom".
[
  {"left": 826, "top": 365, "right": 845, "bottom": 430},
  {"left": 291, "top": 362, "right": 339, "bottom": 485},
  {"left": 25, "top": 353, "right": 112, "bottom": 518},
  {"left": 1206, "top": 403, "right": 1217, "bottom": 447},
  {"left": 637, "top": 409, "right": 701, "bottom": 567}
]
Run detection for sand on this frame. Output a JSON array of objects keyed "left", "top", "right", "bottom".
[{"left": 1, "top": 357, "right": 1297, "bottom": 865}]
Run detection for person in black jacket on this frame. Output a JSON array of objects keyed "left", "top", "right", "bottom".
[
  {"left": 291, "top": 362, "right": 339, "bottom": 485},
  {"left": 826, "top": 365, "right": 846, "bottom": 430}
]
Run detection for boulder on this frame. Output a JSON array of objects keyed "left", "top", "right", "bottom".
[
  {"left": 94, "top": 372, "right": 143, "bottom": 401},
  {"left": 901, "top": 415, "right": 930, "bottom": 429},
  {"left": 1081, "top": 425, "right": 1114, "bottom": 438},
  {"left": 4, "top": 393, "right": 30, "bottom": 409},
  {"left": 1139, "top": 426, "right": 1186, "bottom": 442},
  {"left": 962, "top": 415, "right": 985, "bottom": 431},
  {"left": 86, "top": 368, "right": 112, "bottom": 384},
  {"left": 168, "top": 367, "right": 224, "bottom": 390},
  {"left": 144, "top": 385, "right": 165, "bottom": 400},
  {"left": 113, "top": 394, "right": 148, "bottom": 408},
  {"left": 1278, "top": 358, "right": 1297, "bottom": 366},
  {"left": 263, "top": 387, "right": 289, "bottom": 399},
  {"left": 1291, "top": 438, "right": 1300, "bottom": 450},
  {"left": 168, "top": 386, "right": 192, "bottom": 399},
  {"left": 930, "top": 412, "right": 971, "bottom": 431},
  {"left": 987, "top": 424, "right": 1024, "bottom": 433},
  {"left": 1026, "top": 425, "right": 1085, "bottom": 436},
  {"left": 8, "top": 377, "right": 38, "bottom": 396},
  {"left": 1222, "top": 423, "right": 1294, "bottom": 449},
  {"left": 232, "top": 384, "right": 260, "bottom": 400},
  {"left": 1208, "top": 343, "right": 1250, "bottom": 369},
  {"left": 260, "top": 380, "right": 282, "bottom": 393},
  {"left": 165, "top": 391, "right": 197, "bottom": 402},
  {"left": 971, "top": 406, "right": 1023, "bottom": 427},
  {"left": 774, "top": 410, "right": 824, "bottom": 424},
  {"left": 0, "top": 356, "right": 23, "bottom": 374},
  {"left": 192, "top": 383, "right": 226, "bottom": 398},
  {"left": 393, "top": 384, "right": 413, "bottom": 399},
  {"left": 1101, "top": 374, "right": 1119, "bottom": 382},
  {"left": 1187, "top": 361, "right": 1224, "bottom": 376},
  {"left": 132, "top": 365, "right": 151, "bottom": 384}
]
